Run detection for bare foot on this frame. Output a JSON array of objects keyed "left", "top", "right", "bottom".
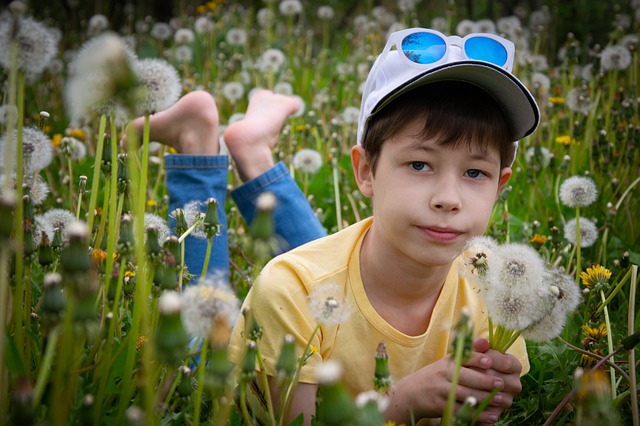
[
  {"left": 125, "top": 90, "right": 220, "bottom": 155},
  {"left": 223, "top": 90, "right": 300, "bottom": 181}
]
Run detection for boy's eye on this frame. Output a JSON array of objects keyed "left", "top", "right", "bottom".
[
  {"left": 465, "top": 169, "right": 486, "bottom": 179},
  {"left": 410, "top": 162, "right": 430, "bottom": 172}
]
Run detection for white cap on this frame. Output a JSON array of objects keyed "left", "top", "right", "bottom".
[{"left": 357, "top": 43, "right": 540, "bottom": 149}]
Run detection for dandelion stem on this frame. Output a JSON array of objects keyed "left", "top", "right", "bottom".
[
  {"left": 255, "top": 346, "right": 277, "bottom": 426},
  {"left": 200, "top": 237, "right": 214, "bottom": 278},
  {"left": 627, "top": 265, "right": 638, "bottom": 426},
  {"left": 600, "top": 289, "right": 617, "bottom": 398},
  {"left": 193, "top": 339, "right": 208, "bottom": 426},
  {"left": 31, "top": 327, "right": 59, "bottom": 408},
  {"left": 614, "top": 176, "right": 640, "bottom": 211},
  {"left": 332, "top": 157, "right": 342, "bottom": 231},
  {"left": 442, "top": 326, "right": 467, "bottom": 426},
  {"left": 86, "top": 115, "right": 107, "bottom": 231},
  {"left": 575, "top": 206, "right": 581, "bottom": 287},
  {"left": 239, "top": 380, "right": 254, "bottom": 426},
  {"left": 280, "top": 324, "right": 320, "bottom": 425}
]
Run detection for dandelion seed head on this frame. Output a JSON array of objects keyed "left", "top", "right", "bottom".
[
  {"left": 317, "top": 5, "right": 335, "bottom": 20},
  {"left": 497, "top": 15, "right": 521, "bottom": 38},
  {"left": 0, "top": 104, "right": 18, "bottom": 127},
  {"left": 564, "top": 217, "right": 598, "bottom": 247},
  {"left": 159, "top": 291, "right": 182, "bottom": 314},
  {"left": 33, "top": 214, "right": 54, "bottom": 246},
  {"left": 273, "top": 81, "right": 293, "bottom": 96},
  {"left": 88, "top": 14, "right": 109, "bottom": 35},
  {"left": 341, "top": 106, "right": 360, "bottom": 124},
  {"left": 565, "top": 86, "right": 592, "bottom": 114},
  {"left": 150, "top": 22, "right": 172, "bottom": 41},
  {"left": 135, "top": 58, "right": 181, "bottom": 114},
  {"left": 316, "top": 359, "right": 343, "bottom": 384},
  {"left": 173, "top": 45, "right": 193, "bottom": 63},
  {"left": 222, "top": 81, "right": 245, "bottom": 102},
  {"left": 355, "top": 390, "right": 390, "bottom": 412},
  {"left": 182, "top": 200, "right": 207, "bottom": 238},
  {"left": 279, "top": 0, "right": 302, "bottom": 16},
  {"left": 456, "top": 19, "right": 476, "bottom": 37},
  {"left": 600, "top": 44, "right": 632, "bottom": 71},
  {"left": 293, "top": 148, "right": 323, "bottom": 174},
  {"left": 41, "top": 208, "right": 76, "bottom": 239},
  {"left": 65, "top": 32, "right": 138, "bottom": 120},
  {"left": 174, "top": 28, "right": 194, "bottom": 44},
  {"left": 259, "top": 48, "right": 286, "bottom": 73},
  {"left": 0, "top": 15, "right": 58, "bottom": 74},
  {"left": 307, "top": 283, "right": 353, "bottom": 325},
  {"left": 226, "top": 28, "right": 247, "bottom": 46},
  {"left": 256, "top": 192, "right": 277, "bottom": 211},
  {"left": 525, "top": 146, "right": 551, "bottom": 168},
  {"left": 545, "top": 267, "right": 582, "bottom": 314},
  {"left": 194, "top": 16, "right": 213, "bottom": 34},
  {"left": 25, "top": 178, "right": 49, "bottom": 205},
  {"left": 0, "top": 127, "right": 54, "bottom": 175},
  {"left": 180, "top": 273, "right": 240, "bottom": 337},
  {"left": 559, "top": 175, "right": 598, "bottom": 207}
]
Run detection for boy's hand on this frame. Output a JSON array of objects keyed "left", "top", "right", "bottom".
[
  {"left": 386, "top": 341, "right": 522, "bottom": 425},
  {"left": 466, "top": 338, "right": 523, "bottom": 425}
]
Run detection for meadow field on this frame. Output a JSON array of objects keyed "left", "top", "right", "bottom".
[{"left": 0, "top": 0, "right": 638, "bottom": 424}]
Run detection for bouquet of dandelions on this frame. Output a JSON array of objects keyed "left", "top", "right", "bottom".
[{"left": 459, "top": 236, "right": 582, "bottom": 353}]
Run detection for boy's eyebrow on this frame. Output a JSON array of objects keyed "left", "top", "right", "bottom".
[{"left": 403, "top": 140, "right": 499, "bottom": 163}]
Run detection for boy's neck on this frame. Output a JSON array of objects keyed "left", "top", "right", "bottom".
[{"left": 359, "top": 227, "right": 453, "bottom": 335}]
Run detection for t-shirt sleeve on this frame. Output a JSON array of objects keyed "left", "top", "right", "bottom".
[{"left": 229, "top": 257, "right": 323, "bottom": 384}]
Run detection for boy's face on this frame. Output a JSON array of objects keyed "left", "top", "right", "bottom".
[{"left": 352, "top": 117, "right": 512, "bottom": 268}]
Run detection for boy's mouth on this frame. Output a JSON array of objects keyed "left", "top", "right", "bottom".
[{"left": 420, "top": 226, "right": 462, "bottom": 242}]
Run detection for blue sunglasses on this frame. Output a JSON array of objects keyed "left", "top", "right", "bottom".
[{"left": 384, "top": 28, "right": 515, "bottom": 71}]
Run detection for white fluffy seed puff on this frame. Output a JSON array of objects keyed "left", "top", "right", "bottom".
[
  {"left": 559, "top": 175, "right": 598, "bottom": 208},
  {"left": 180, "top": 274, "right": 240, "bottom": 338},
  {"left": 564, "top": 217, "right": 598, "bottom": 248},
  {"left": 307, "top": 283, "right": 353, "bottom": 326},
  {"left": 0, "top": 15, "right": 58, "bottom": 75},
  {"left": 0, "top": 127, "right": 54, "bottom": 175},
  {"left": 459, "top": 235, "right": 499, "bottom": 292},
  {"left": 293, "top": 148, "right": 323, "bottom": 174},
  {"left": 482, "top": 243, "right": 550, "bottom": 331},
  {"left": 134, "top": 58, "right": 181, "bottom": 114}
]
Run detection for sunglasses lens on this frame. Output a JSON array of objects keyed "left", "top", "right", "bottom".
[
  {"left": 401, "top": 32, "right": 446, "bottom": 64},
  {"left": 464, "top": 37, "right": 508, "bottom": 66}
]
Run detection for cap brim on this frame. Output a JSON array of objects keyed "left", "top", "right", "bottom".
[{"left": 371, "top": 61, "right": 540, "bottom": 142}]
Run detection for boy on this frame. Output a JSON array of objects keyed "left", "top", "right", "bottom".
[
  {"left": 229, "top": 28, "right": 540, "bottom": 425},
  {"left": 126, "top": 89, "right": 326, "bottom": 279}
]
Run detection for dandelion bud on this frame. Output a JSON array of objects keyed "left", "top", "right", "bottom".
[
  {"left": 78, "top": 175, "right": 88, "bottom": 193},
  {"left": 0, "top": 192, "right": 16, "bottom": 241},
  {"left": 242, "top": 307, "right": 263, "bottom": 341},
  {"left": 373, "top": 341, "right": 391, "bottom": 394},
  {"left": 354, "top": 390, "right": 388, "bottom": 425},
  {"left": 125, "top": 405, "right": 145, "bottom": 426},
  {"left": 9, "top": 376, "right": 34, "bottom": 426},
  {"left": 155, "top": 291, "right": 189, "bottom": 365},
  {"left": 51, "top": 226, "right": 63, "bottom": 250},
  {"left": 454, "top": 396, "right": 477, "bottom": 423},
  {"left": 276, "top": 334, "right": 297, "bottom": 382},
  {"left": 203, "top": 197, "right": 220, "bottom": 239},
  {"left": 620, "top": 251, "right": 629, "bottom": 268},
  {"left": 79, "top": 393, "right": 94, "bottom": 425},
  {"left": 176, "top": 365, "right": 194, "bottom": 399},
  {"left": 116, "top": 153, "right": 129, "bottom": 196},
  {"left": 240, "top": 340, "right": 257, "bottom": 382},
  {"left": 118, "top": 214, "right": 134, "bottom": 256},
  {"left": 60, "top": 221, "right": 91, "bottom": 274},
  {"left": 250, "top": 192, "right": 276, "bottom": 241},
  {"left": 315, "top": 360, "right": 357, "bottom": 425},
  {"left": 145, "top": 224, "right": 162, "bottom": 262},
  {"left": 101, "top": 137, "right": 112, "bottom": 175},
  {"left": 172, "top": 208, "right": 188, "bottom": 236},
  {"left": 38, "top": 110, "right": 50, "bottom": 129},
  {"left": 38, "top": 230, "right": 54, "bottom": 268},
  {"left": 40, "top": 272, "right": 65, "bottom": 332}
]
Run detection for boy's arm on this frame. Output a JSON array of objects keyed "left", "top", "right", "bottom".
[
  {"left": 269, "top": 380, "right": 317, "bottom": 426},
  {"left": 383, "top": 338, "right": 522, "bottom": 425}
]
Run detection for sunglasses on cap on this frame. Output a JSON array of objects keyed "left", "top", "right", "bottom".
[{"left": 385, "top": 28, "right": 514, "bottom": 70}]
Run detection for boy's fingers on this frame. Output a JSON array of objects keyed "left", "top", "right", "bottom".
[{"left": 462, "top": 352, "right": 493, "bottom": 370}]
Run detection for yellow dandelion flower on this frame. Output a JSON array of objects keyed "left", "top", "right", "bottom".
[
  {"left": 295, "top": 124, "right": 306, "bottom": 132},
  {"left": 146, "top": 199, "right": 157, "bottom": 208},
  {"left": 579, "top": 348, "right": 603, "bottom": 368},
  {"left": 196, "top": 5, "right": 207, "bottom": 14},
  {"left": 576, "top": 369, "right": 610, "bottom": 402},
  {"left": 580, "top": 265, "right": 611, "bottom": 289},
  {"left": 529, "top": 233, "right": 547, "bottom": 244},
  {"left": 51, "top": 133, "right": 63, "bottom": 147},
  {"left": 556, "top": 135, "right": 576, "bottom": 145},
  {"left": 309, "top": 345, "right": 318, "bottom": 355},
  {"left": 91, "top": 248, "right": 107, "bottom": 264},
  {"left": 582, "top": 323, "right": 607, "bottom": 340},
  {"left": 549, "top": 96, "right": 566, "bottom": 105},
  {"left": 66, "top": 128, "right": 86, "bottom": 140},
  {"left": 136, "top": 334, "right": 148, "bottom": 351}
]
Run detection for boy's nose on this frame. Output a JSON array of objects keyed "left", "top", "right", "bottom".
[{"left": 430, "top": 180, "right": 462, "bottom": 212}]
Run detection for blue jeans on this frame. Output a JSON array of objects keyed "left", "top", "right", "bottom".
[{"left": 165, "top": 155, "right": 326, "bottom": 281}]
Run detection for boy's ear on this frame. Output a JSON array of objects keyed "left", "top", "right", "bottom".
[
  {"left": 351, "top": 145, "right": 373, "bottom": 198},
  {"left": 496, "top": 167, "right": 512, "bottom": 197}
]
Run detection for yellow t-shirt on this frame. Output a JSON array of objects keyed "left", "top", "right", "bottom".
[{"left": 229, "top": 217, "right": 529, "bottom": 396}]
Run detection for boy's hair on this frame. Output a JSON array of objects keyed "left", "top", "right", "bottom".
[{"left": 361, "top": 81, "right": 515, "bottom": 175}]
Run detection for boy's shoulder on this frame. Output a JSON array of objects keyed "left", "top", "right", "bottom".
[{"left": 264, "top": 217, "right": 373, "bottom": 282}]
